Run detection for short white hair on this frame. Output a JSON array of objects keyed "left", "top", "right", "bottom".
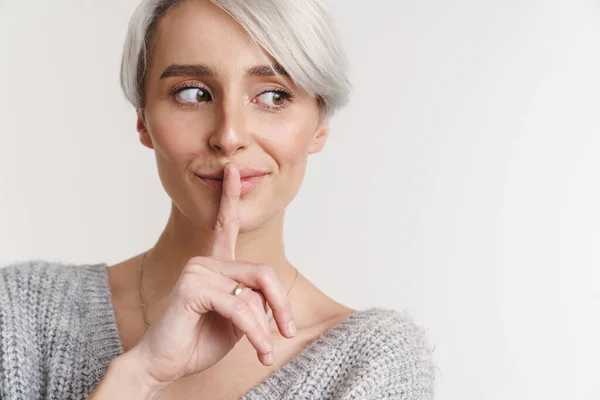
[{"left": 119, "top": 0, "right": 351, "bottom": 121}]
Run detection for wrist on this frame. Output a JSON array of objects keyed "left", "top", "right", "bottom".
[{"left": 106, "top": 350, "right": 169, "bottom": 400}]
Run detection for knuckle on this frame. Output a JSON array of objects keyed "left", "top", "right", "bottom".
[
  {"left": 254, "top": 263, "right": 275, "bottom": 281},
  {"left": 183, "top": 261, "right": 207, "bottom": 275},
  {"left": 266, "top": 339, "right": 274, "bottom": 352},
  {"left": 246, "top": 291, "right": 264, "bottom": 308},
  {"left": 216, "top": 213, "right": 239, "bottom": 229},
  {"left": 232, "top": 295, "right": 249, "bottom": 313},
  {"left": 177, "top": 268, "right": 209, "bottom": 296},
  {"left": 187, "top": 256, "right": 208, "bottom": 266},
  {"left": 215, "top": 213, "right": 226, "bottom": 229}
]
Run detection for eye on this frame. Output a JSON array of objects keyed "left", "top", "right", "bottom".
[
  {"left": 175, "top": 87, "right": 212, "bottom": 104},
  {"left": 256, "top": 90, "right": 292, "bottom": 108}
]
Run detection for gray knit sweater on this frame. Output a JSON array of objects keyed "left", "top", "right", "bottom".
[{"left": 0, "top": 260, "right": 435, "bottom": 399}]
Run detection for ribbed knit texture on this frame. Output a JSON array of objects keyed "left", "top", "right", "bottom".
[{"left": 0, "top": 260, "right": 435, "bottom": 399}]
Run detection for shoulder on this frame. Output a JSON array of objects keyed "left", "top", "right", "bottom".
[
  {"left": 0, "top": 259, "right": 108, "bottom": 322},
  {"left": 359, "top": 307, "right": 432, "bottom": 358},
  {"left": 1, "top": 258, "right": 78, "bottom": 282},
  {"left": 0, "top": 259, "right": 102, "bottom": 297},
  {"left": 333, "top": 307, "right": 433, "bottom": 360},
  {"left": 334, "top": 307, "right": 436, "bottom": 399},
  {"left": 0, "top": 260, "right": 76, "bottom": 306},
  {"left": 0, "top": 258, "right": 106, "bottom": 281}
]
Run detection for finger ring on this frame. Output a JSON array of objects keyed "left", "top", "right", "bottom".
[{"left": 231, "top": 282, "right": 245, "bottom": 296}]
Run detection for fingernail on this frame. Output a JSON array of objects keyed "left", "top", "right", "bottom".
[
  {"left": 288, "top": 320, "right": 296, "bottom": 336},
  {"left": 265, "top": 351, "right": 274, "bottom": 364}
]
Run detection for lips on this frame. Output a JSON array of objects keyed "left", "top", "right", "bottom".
[
  {"left": 195, "top": 173, "right": 267, "bottom": 195},
  {"left": 196, "top": 167, "right": 268, "bottom": 180}
]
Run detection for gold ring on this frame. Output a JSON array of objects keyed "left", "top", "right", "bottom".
[{"left": 231, "top": 282, "right": 245, "bottom": 296}]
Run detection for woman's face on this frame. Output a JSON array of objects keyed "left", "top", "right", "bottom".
[{"left": 137, "top": 0, "right": 329, "bottom": 232}]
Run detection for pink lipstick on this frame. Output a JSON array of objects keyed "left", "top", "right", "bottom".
[{"left": 195, "top": 168, "right": 268, "bottom": 195}]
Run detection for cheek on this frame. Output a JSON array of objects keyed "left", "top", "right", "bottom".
[
  {"left": 147, "top": 109, "right": 205, "bottom": 160},
  {"left": 254, "top": 117, "right": 314, "bottom": 166},
  {"left": 253, "top": 118, "right": 314, "bottom": 208}
]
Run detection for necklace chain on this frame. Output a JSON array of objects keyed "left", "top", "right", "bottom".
[{"left": 139, "top": 250, "right": 299, "bottom": 331}]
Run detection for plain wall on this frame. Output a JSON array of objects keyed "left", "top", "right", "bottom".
[{"left": 1, "top": 0, "right": 599, "bottom": 399}]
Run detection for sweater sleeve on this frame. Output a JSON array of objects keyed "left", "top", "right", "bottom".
[
  {"left": 333, "top": 309, "right": 436, "bottom": 400},
  {"left": 0, "top": 260, "right": 84, "bottom": 399},
  {"left": 0, "top": 260, "right": 54, "bottom": 399},
  {"left": 1, "top": 260, "right": 123, "bottom": 400}
]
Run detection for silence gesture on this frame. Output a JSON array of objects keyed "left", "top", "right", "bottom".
[{"left": 120, "top": 163, "right": 296, "bottom": 395}]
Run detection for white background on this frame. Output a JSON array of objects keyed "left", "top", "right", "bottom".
[{"left": 1, "top": 1, "right": 599, "bottom": 399}]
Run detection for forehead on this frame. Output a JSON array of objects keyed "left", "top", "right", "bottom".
[{"left": 150, "top": 0, "right": 273, "bottom": 74}]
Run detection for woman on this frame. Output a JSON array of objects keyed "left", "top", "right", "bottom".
[{"left": 0, "top": 0, "right": 434, "bottom": 399}]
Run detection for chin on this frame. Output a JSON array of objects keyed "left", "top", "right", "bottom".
[
  {"left": 179, "top": 200, "right": 282, "bottom": 234},
  {"left": 233, "top": 205, "right": 283, "bottom": 234},
  {"left": 168, "top": 174, "right": 291, "bottom": 233}
]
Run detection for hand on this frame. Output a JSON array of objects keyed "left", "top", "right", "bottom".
[{"left": 127, "top": 162, "right": 297, "bottom": 392}]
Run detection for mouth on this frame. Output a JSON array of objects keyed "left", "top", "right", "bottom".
[{"left": 195, "top": 173, "right": 267, "bottom": 195}]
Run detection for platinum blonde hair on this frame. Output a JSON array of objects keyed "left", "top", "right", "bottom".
[{"left": 119, "top": 0, "right": 351, "bottom": 121}]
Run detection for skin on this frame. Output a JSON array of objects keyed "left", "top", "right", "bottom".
[{"left": 103, "top": 0, "right": 355, "bottom": 398}]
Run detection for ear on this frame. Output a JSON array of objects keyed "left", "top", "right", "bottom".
[
  {"left": 308, "top": 119, "right": 330, "bottom": 154},
  {"left": 137, "top": 109, "right": 154, "bottom": 149}
]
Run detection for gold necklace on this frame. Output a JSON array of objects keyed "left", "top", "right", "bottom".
[{"left": 139, "top": 250, "right": 299, "bottom": 331}]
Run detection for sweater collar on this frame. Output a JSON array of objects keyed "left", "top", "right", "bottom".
[{"left": 83, "top": 263, "right": 379, "bottom": 398}]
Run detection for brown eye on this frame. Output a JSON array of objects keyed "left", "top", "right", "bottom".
[
  {"left": 196, "top": 88, "right": 210, "bottom": 102},
  {"left": 257, "top": 91, "right": 289, "bottom": 108},
  {"left": 175, "top": 87, "right": 212, "bottom": 103},
  {"left": 271, "top": 92, "right": 284, "bottom": 105}
]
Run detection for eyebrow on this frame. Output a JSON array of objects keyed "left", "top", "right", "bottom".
[{"left": 159, "top": 63, "right": 289, "bottom": 79}]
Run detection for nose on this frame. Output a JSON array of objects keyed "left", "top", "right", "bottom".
[{"left": 207, "top": 102, "right": 250, "bottom": 156}]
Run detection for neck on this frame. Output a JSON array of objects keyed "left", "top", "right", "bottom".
[{"left": 142, "top": 202, "right": 296, "bottom": 302}]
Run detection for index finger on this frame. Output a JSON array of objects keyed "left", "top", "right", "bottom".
[{"left": 210, "top": 162, "right": 241, "bottom": 260}]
